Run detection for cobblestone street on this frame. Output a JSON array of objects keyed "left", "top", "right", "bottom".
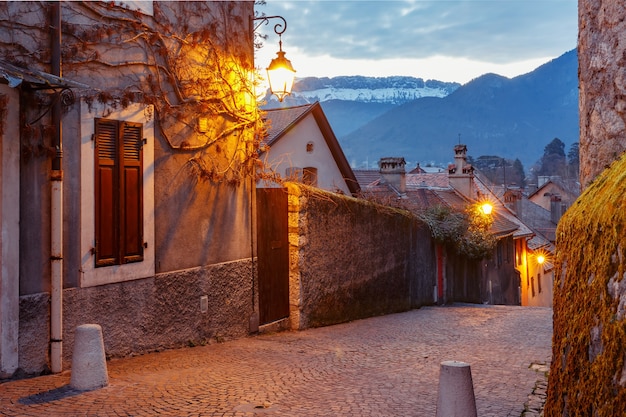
[{"left": 0, "top": 304, "right": 552, "bottom": 417}]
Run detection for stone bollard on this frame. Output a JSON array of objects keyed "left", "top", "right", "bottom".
[
  {"left": 435, "top": 360, "right": 477, "bottom": 417},
  {"left": 70, "top": 324, "right": 109, "bottom": 391}
]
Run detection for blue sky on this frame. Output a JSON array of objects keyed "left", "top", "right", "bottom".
[{"left": 255, "top": 0, "right": 578, "bottom": 84}]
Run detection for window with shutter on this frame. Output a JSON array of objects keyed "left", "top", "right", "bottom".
[{"left": 94, "top": 118, "right": 144, "bottom": 267}]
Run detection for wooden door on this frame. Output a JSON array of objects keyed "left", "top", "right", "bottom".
[{"left": 256, "top": 188, "right": 290, "bottom": 325}]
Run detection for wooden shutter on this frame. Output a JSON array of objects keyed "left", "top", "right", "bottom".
[
  {"left": 95, "top": 118, "right": 120, "bottom": 266},
  {"left": 94, "top": 119, "right": 144, "bottom": 267},
  {"left": 120, "top": 121, "right": 144, "bottom": 263}
]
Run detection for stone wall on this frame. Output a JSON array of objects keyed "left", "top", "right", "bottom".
[
  {"left": 286, "top": 184, "right": 436, "bottom": 329},
  {"left": 578, "top": 0, "right": 626, "bottom": 187},
  {"left": 545, "top": 1, "right": 626, "bottom": 414},
  {"left": 18, "top": 259, "right": 254, "bottom": 375}
]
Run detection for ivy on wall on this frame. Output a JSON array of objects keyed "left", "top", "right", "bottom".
[
  {"left": 0, "top": 1, "right": 267, "bottom": 184},
  {"left": 418, "top": 203, "right": 496, "bottom": 260},
  {"left": 545, "top": 152, "right": 626, "bottom": 417}
]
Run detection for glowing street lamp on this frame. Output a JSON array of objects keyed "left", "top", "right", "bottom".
[
  {"left": 266, "top": 42, "right": 296, "bottom": 102},
  {"left": 537, "top": 254, "right": 546, "bottom": 265},
  {"left": 480, "top": 202, "right": 493, "bottom": 215},
  {"left": 253, "top": 15, "right": 297, "bottom": 102}
]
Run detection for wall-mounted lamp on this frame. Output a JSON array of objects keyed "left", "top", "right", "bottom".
[{"left": 253, "top": 15, "right": 296, "bottom": 102}]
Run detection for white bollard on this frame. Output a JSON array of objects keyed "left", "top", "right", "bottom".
[
  {"left": 435, "top": 360, "right": 477, "bottom": 417},
  {"left": 70, "top": 324, "right": 109, "bottom": 391}
]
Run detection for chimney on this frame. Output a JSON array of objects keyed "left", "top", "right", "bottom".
[
  {"left": 550, "top": 194, "right": 563, "bottom": 224},
  {"left": 379, "top": 157, "right": 406, "bottom": 193},
  {"left": 504, "top": 189, "right": 523, "bottom": 217},
  {"left": 448, "top": 144, "right": 475, "bottom": 198}
]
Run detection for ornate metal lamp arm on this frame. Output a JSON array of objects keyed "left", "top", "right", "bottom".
[{"left": 252, "top": 15, "right": 287, "bottom": 37}]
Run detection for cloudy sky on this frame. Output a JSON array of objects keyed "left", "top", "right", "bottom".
[{"left": 254, "top": 0, "right": 578, "bottom": 84}]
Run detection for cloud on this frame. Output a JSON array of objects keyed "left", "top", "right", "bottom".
[{"left": 258, "top": 0, "right": 577, "bottom": 64}]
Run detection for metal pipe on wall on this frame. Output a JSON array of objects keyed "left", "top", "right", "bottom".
[{"left": 50, "top": 0, "right": 64, "bottom": 374}]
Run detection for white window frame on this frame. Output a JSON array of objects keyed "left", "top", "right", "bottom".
[{"left": 80, "top": 100, "right": 155, "bottom": 287}]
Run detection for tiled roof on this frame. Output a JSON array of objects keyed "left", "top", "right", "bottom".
[
  {"left": 406, "top": 173, "right": 450, "bottom": 189},
  {"left": 261, "top": 102, "right": 360, "bottom": 196},
  {"left": 262, "top": 104, "right": 313, "bottom": 146},
  {"left": 358, "top": 168, "right": 527, "bottom": 238},
  {"left": 472, "top": 175, "right": 533, "bottom": 238},
  {"left": 353, "top": 169, "right": 382, "bottom": 188}
]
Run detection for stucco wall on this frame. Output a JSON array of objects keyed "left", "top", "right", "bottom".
[
  {"left": 286, "top": 184, "right": 435, "bottom": 329},
  {"left": 18, "top": 259, "right": 254, "bottom": 375}
]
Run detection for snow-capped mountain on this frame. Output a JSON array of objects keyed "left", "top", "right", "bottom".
[{"left": 264, "top": 75, "right": 460, "bottom": 106}]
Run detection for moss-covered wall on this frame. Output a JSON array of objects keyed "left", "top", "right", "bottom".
[
  {"left": 545, "top": 1, "right": 626, "bottom": 415},
  {"left": 545, "top": 153, "right": 626, "bottom": 416}
]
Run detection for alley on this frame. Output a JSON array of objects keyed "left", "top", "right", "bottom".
[{"left": 0, "top": 304, "right": 552, "bottom": 417}]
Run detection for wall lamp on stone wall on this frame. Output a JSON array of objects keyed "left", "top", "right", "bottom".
[{"left": 253, "top": 15, "right": 296, "bottom": 102}]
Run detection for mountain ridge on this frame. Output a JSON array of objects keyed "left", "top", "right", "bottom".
[{"left": 262, "top": 49, "right": 578, "bottom": 171}]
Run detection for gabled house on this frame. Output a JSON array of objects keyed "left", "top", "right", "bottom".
[
  {"left": 0, "top": 1, "right": 264, "bottom": 379},
  {"left": 528, "top": 176, "right": 580, "bottom": 223},
  {"left": 495, "top": 184, "right": 557, "bottom": 307},
  {"left": 355, "top": 144, "right": 541, "bottom": 306},
  {"left": 260, "top": 102, "right": 360, "bottom": 196}
]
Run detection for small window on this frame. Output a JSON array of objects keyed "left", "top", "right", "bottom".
[
  {"left": 537, "top": 273, "right": 542, "bottom": 293},
  {"left": 306, "top": 141, "right": 314, "bottom": 153},
  {"left": 303, "top": 167, "right": 318, "bottom": 187},
  {"left": 285, "top": 167, "right": 302, "bottom": 181},
  {"left": 285, "top": 166, "right": 318, "bottom": 187}
]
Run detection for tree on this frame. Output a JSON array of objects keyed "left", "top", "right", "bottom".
[
  {"left": 567, "top": 142, "right": 579, "bottom": 165},
  {"left": 472, "top": 155, "right": 525, "bottom": 187},
  {"left": 544, "top": 137, "right": 566, "bottom": 157},
  {"left": 512, "top": 159, "right": 526, "bottom": 187},
  {"left": 566, "top": 142, "right": 580, "bottom": 181},
  {"left": 536, "top": 138, "right": 567, "bottom": 178}
]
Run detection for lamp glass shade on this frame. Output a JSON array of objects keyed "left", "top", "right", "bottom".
[{"left": 266, "top": 50, "right": 296, "bottom": 102}]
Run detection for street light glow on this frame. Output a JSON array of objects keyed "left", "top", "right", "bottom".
[{"left": 480, "top": 202, "right": 493, "bottom": 215}]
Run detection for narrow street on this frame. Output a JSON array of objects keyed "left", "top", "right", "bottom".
[{"left": 0, "top": 304, "right": 552, "bottom": 417}]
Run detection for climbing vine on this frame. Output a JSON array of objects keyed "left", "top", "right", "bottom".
[
  {"left": 0, "top": 1, "right": 268, "bottom": 184},
  {"left": 545, "top": 152, "right": 626, "bottom": 417},
  {"left": 417, "top": 203, "right": 496, "bottom": 260}
]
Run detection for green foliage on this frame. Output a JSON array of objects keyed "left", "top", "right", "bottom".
[
  {"left": 533, "top": 137, "right": 579, "bottom": 181},
  {"left": 544, "top": 137, "right": 566, "bottom": 157},
  {"left": 418, "top": 204, "right": 496, "bottom": 260},
  {"left": 567, "top": 141, "right": 580, "bottom": 165},
  {"left": 417, "top": 205, "right": 466, "bottom": 244},
  {"left": 457, "top": 205, "right": 497, "bottom": 260}
]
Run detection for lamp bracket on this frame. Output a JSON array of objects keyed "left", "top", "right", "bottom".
[{"left": 252, "top": 15, "right": 287, "bottom": 37}]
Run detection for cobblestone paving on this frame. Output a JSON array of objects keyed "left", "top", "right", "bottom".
[{"left": 0, "top": 304, "right": 552, "bottom": 417}]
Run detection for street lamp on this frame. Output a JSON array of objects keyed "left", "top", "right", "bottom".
[
  {"left": 253, "top": 15, "right": 296, "bottom": 102},
  {"left": 480, "top": 202, "right": 494, "bottom": 215}
]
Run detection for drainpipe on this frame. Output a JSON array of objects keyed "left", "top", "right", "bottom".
[{"left": 50, "top": 1, "right": 64, "bottom": 374}]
